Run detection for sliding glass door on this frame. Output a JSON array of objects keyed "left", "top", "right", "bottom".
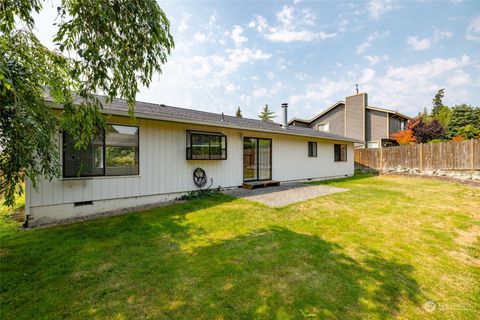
[{"left": 243, "top": 137, "right": 271, "bottom": 181}]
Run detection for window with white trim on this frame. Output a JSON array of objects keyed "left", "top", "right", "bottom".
[{"left": 316, "top": 122, "right": 329, "bottom": 132}]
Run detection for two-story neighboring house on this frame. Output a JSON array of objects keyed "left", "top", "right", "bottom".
[{"left": 289, "top": 92, "right": 411, "bottom": 148}]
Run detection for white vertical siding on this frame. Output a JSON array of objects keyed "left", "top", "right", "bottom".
[{"left": 28, "top": 116, "right": 354, "bottom": 222}]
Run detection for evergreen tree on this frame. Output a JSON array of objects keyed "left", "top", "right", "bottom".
[
  {"left": 447, "top": 104, "right": 480, "bottom": 138},
  {"left": 258, "top": 104, "right": 275, "bottom": 122},
  {"left": 431, "top": 89, "right": 445, "bottom": 116},
  {"left": 235, "top": 107, "right": 243, "bottom": 118}
]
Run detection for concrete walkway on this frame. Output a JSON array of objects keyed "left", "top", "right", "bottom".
[{"left": 224, "top": 183, "right": 348, "bottom": 207}]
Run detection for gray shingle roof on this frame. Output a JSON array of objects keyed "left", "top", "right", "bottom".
[{"left": 48, "top": 93, "right": 359, "bottom": 143}]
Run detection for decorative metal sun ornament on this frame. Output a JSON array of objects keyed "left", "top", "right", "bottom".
[{"left": 193, "top": 168, "right": 208, "bottom": 188}]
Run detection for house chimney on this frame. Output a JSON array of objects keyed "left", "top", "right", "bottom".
[
  {"left": 281, "top": 103, "right": 288, "bottom": 129},
  {"left": 356, "top": 84, "right": 359, "bottom": 94}
]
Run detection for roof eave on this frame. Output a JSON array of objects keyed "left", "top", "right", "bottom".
[{"left": 49, "top": 103, "right": 357, "bottom": 143}]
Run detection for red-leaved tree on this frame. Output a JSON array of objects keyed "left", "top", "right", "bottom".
[{"left": 390, "top": 129, "right": 416, "bottom": 145}]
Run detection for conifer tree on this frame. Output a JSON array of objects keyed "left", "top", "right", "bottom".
[{"left": 258, "top": 104, "right": 275, "bottom": 122}]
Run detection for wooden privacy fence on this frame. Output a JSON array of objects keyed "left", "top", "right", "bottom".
[{"left": 354, "top": 139, "right": 480, "bottom": 172}]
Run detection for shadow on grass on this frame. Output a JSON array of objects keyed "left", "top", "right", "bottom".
[{"left": 0, "top": 194, "right": 420, "bottom": 319}]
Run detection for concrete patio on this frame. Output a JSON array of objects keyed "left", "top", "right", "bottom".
[{"left": 224, "top": 183, "right": 348, "bottom": 207}]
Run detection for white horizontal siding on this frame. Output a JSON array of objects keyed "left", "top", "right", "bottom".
[{"left": 28, "top": 116, "right": 354, "bottom": 219}]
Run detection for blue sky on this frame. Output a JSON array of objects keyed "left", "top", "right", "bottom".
[{"left": 35, "top": 0, "right": 480, "bottom": 120}]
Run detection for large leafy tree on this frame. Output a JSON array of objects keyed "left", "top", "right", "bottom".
[{"left": 0, "top": 0, "right": 174, "bottom": 205}]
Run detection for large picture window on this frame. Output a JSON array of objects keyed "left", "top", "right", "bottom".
[
  {"left": 63, "top": 124, "right": 139, "bottom": 177},
  {"left": 334, "top": 144, "right": 347, "bottom": 162},
  {"left": 186, "top": 131, "right": 227, "bottom": 160}
]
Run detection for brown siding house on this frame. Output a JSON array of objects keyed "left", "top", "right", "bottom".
[
  {"left": 288, "top": 92, "right": 410, "bottom": 148},
  {"left": 310, "top": 103, "right": 345, "bottom": 136}
]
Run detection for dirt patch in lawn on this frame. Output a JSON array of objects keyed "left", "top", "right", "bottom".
[{"left": 454, "top": 225, "right": 480, "bottom": 246}]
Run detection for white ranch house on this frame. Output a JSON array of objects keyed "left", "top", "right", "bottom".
[{"left": 25, "top": 96, "right": 356, "bottom": 226}]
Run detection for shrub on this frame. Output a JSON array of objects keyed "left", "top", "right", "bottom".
[
  {"left": 412, "top": 118, "right": 445, "bottom": 143},
  {"left": 456, "top": 124, "right": 480, "bottom": 140},
  {"left": 390, "top": 129, "right": 415, "bottom": 145},
  {"left": 428, "top": 139, "right": 447, "bottom": 144}
]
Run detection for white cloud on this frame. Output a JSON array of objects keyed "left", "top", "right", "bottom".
[
  {"left": 407, "top": 29, "right": 453, "bottom": 51},
  {"left": 193, "top": 32, "right": 207, "bottom": 42},
  {"left": 433, "top": 29, "right": 453, "bottom": 42},
  {"left": 265, "top": 30, "right": 336, "bottom": 42},
  {"left": 359, "top": 68, "right": 376, "bottom": 83},
  {"left": 368, "top": 0, "right": 398, "bottom": 20},
  {"left": 448, "top": 70, "right": 470, "bottom": 86},
  {"left": 224, "top": 82, "right": 238, "bottom": 93},
  {"left": 252, "top": 82, "right": 283, "bottom": 98},
  {"left": 135, "top": 41, "right": 272, "bottom": 114},
  {"left": 178, "top": 13, "right": 190, "bottom": 32},
  {"left": 216, "top": 48, "right": 272, "bottom": 75},
  {"left": 407, "top": 36, "right": 431, "bottom": 51},
  {"left": 288, "top": 55, "right": 473, "bottom": 116},
  {"left": 356, "top": 31, "right": 390, "bottom": 54},
  {"left": 466, "top": 16, "right": 480, "bottom": 41},
  {"left": 252, "top": 87, "right": 268, "bottom": 98},
  {"left": 248, "top": 6, "right": 336, "bottom": 43},
  {"left": 386, "top": 55, "right": 470, "bottom": 79},
  {"left": 208, "top": 12, "right": 217, "bottom": 26},
  {"left": 289, "top": 77, "right": 347, "bottom": 108},
  {"left": 231, "top": 25, "right": 248, "bottom": 46},
  {"left": 295, "top": 73, "right": 310, "bottom": 81},
  {"left": 364, "top": 54, "right": 389, "bottom": 66},
  {"left": 277, "top": 5, "right": 294, "bottom": 26},
  {"left": 248, "top": 15, "right": 268, "bottom": 32}
]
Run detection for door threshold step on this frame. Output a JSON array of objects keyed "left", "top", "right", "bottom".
[{"left": 242, "top": 180, "right": 280, "bottom": 190}]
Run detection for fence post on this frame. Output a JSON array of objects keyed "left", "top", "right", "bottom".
[
  {"left": 419, "top": 143, "right": 423, "bottom": 172},
  {"left": 379, "top": 147, "right": 383, "bottom": 172},
  {"left": 471, "top": 139, "right": 475, "bottom": 174}
]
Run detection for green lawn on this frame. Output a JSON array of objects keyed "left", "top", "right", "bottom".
[{"left": 1, "top": 174, "right": 479, "bottom": 319}]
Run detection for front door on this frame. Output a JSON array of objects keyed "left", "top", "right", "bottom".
[{"left": 243, "top": 137, "right": 272, "bottom": 181}]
